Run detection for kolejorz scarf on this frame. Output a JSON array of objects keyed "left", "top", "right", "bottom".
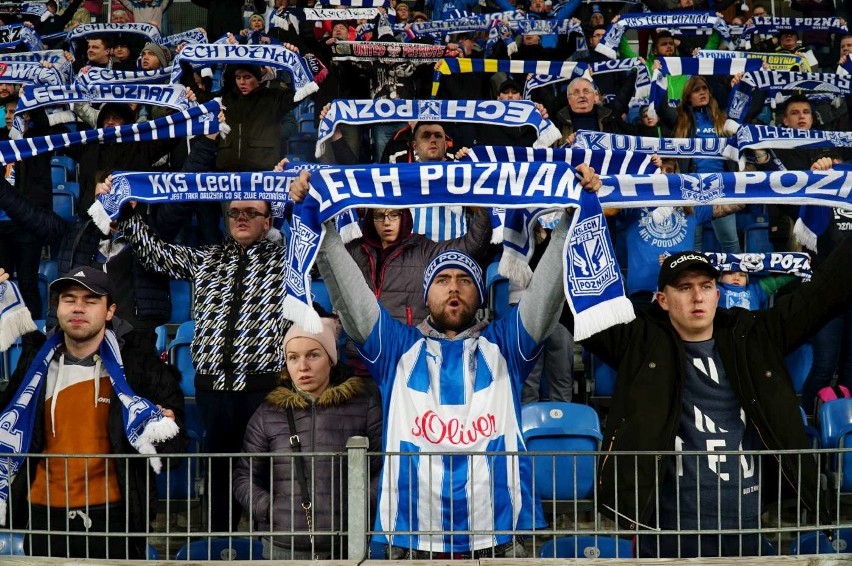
[
  {"left": 523, "top": 58, "right": 648, "bottom": 103},
  {"left": 0, "top": 100, "right": 219, "bottom": 166},
  {"left": 573, "top": 129, "right": 740, "bottom": 162},
  {"left": 0, "top": 24, "right": 42, "bottom": 52},
  {"left": 0, "top": 280, "right": 36, "bottom": 352},
  {"left": 316, "top": 99, "right": 561, "bottom": 158},
  {"left": 704, "top": 252, "right": 812, "bottom": 281},
  {"left": 285, "top": 161, "right": 634, "bottom": 342},
  {"left": 0, "top": 330, "right": 179, "bottom": 525},
  {"left": 172, "top": 44, "right": 318, "bottom": 102},
  {"left": 596, "top": 11, "right": 730, "bottom": 59}
]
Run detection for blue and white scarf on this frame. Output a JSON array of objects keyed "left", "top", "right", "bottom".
[
  {"left": 0, "top": 24, "right": 42, "bottom": 52},
  {"left": 74, "top": 66, "right": 173, "bottom": 88},
  {"left": 696, "top": 49, "right": 811, "bottom": 72},
  {"left": 726, "top": 71, "right": 852, "bottom": 129},
  {"left": 0, "top": 330, "right": 179, "bottom": 526},
  {"left": 647, "top": 57, "right": 763, "bottom": 119},
  {"left": 704, "top": 252, "right": 812, "bottom": 281},
  {"left": 0, "top": 281, "right": 36, "bottom": 352},
  {"left": 17, "top": 84, "right": 191, "bottom": 115},
  {"left": 67, "top": 23, "right": 161, "bottom": 57},
  {"left": 285, "top": 161, "right": 634, "bottom": 341},
  {"left": 3, "top": 2, "right": 48, "bottom": 18},
  {"left": 157, "top": 28, "right": 208, "bottom": 48},
  {"left": 573, "top": 130, "right": 740, "bottom": 162},
  {"left": 432, "top": 58, "right": 586, "bottom": 96},
  {"left": 325, "top": 0, "right": 388, "bottom": 5},
  {"left": 0, "top": 60, "right": 71, "bottom": 86},
  {"left": 0, "top": 49, "right": 65, "bottom": 65},
  {"left": 0, "top": 100, "right": 219, "bottom": 166},
  {"left": 316, "top": 99, "right": 561, "bottom": 158},
  {"left": 596, "top": 11, "right": 730, "bottom": 59},
  {"left": 737, "top": 16, "right": 848, "bottom": 49},
  {"left": 523, "top": 58, "right": 648, "bottom": 105},
  {"left": 172, "top": 43, "right": 317, "bottom": 102}
]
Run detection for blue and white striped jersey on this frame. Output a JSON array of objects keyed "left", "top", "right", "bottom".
[
  {"left": 411, "top": 206, "right": 468, "bottom": 242},
  {"left": 358, "top": 307, "right": 545, "bottom": 552}
]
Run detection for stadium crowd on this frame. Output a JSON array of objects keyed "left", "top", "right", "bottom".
[{"left": 0, "top": 0, "right": 851, "bottom": 561}]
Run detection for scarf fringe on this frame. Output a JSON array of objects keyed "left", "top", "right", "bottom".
[
  {"left": 498, "top": 252, "right": 533, "bottom": 287},
  {"left": 338, "top": 221, "right": 362, "bottom": 244},
  {"left": 88, "top": 201, "right": 113, "bottom": 235},
  {"left": 0, "top": 500, "right": 6, "bottom": 527},
  {"left": 573, "top": 296, "right": 635, "bottom": 342},
  {"left": 491, "top": 224, "right": 504, "bottom": 244},
  {"left": 137, "top": 417, "right": 181, "bottom": 475},
  {"left": 283, "top": 294, "right": 323, "bottom": 334},
  {"left": 294, "top": 81, "right": 318, "bottom": 103},
  {"left": 0, "top": 304, "right": 36, "bottom": 352},
  {"left": 793, "top": 217, "right": 818, "bottom": 253},
  {"left": 533, "top": 123, "right": 562, "bottom": 149}
]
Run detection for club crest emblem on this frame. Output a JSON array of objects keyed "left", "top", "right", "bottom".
[
  {"left": 417, "top": 100, "right": 443, "bottom": 120},
  {"left": 101, "top": 175, "right": 132, "bottom": 216},
  {"left": 680, "top": 173, "right": 724, "bottom": 203},
  {"left": 568, "top": 214, "right": 618, "bottom": 296}
]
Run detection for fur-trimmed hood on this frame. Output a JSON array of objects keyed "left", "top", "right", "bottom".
[{"left": 264, "top": 376, "right": 366, "bottom": 411}]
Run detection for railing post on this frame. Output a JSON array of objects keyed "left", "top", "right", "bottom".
[{"left": 347, "top": 436, "right": 370, "bottom": 560}]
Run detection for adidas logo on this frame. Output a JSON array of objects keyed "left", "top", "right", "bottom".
[{"left": 74, "top": 271, "right": 85, "bottom": 277}]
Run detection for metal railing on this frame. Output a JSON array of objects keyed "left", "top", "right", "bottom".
[{"left": 3, "top": 442, "right": 851, "bottom": 560}]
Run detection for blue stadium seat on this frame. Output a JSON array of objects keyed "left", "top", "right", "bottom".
[
  {"left": 38, "top": 260, "right": 59, "bottom": 321},
  {"left": 51, "top": 155, "right": 76, "bottom": 181},
  {"left": 311, "top": 278, "right": 332, "bottom": 313},
  {"left": 175, "top": 538, "right": 264, "bottom": 560},
  {"left": 147, "top": 544, "right": 160, "bottom": 560},
  {"left": 154, "top": 325, "right": 169, "bottom": 356},
  {"left": 369, "top": 539, "right": 388, "bottom": 559},
  {"left": 51, "top": 164, "right": 66, "bottom": 186},
  {"left": 790, "top": 529, "right": 852, "bottom": 555},
  {"left": 538, "top": 535, "right": 632, "bottom": 558},
  {"left": 591, "top": 354, "right": 618, "bottom": 397},
  {"left": 521, "top": 402, "right": 603, "bottom": 501},
  {"left": 287, "top": 132, "right": 317, "bottom": 162},
  {"left": 298, "top": 117, "right": 316, "bottom": 134},
  {"left": 168, "top": 279, "right": 193, "bottom": 324},
  {"left": 156, "top": 397, "right": 205, "bottom": 501},
  {"left": 55, "top": 181, "right": 81, "bottom": 201},
  {"left": 52, "top": 191, "right": 76, "bottom": 221},
  {"left": 800, "top": 407, "right": 819, "bottom": 449},
  {"left": 486, "top": 262, "right": 510, "bottom": 320},
  {"left": 744, "top": 222, "right": 773, "bottom": 253},
  {"left": 819, "top": 397, "right": 852, "bottom": 492},
  {"left": 0, "top": 533, "right": 25, "bottom": 555},
  {"left": 785, "top": 342, "right": 813, "bottom": 396},
  {"left": 168, "top": 321, "right": 195, "bottom": 397}
]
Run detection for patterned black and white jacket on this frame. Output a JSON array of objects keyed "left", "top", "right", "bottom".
[{"left": 122, "top": 213, "right": 290, "bottom": 392}]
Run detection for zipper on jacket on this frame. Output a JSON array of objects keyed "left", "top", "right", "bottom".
[
  {"left": 222, "top": 249, "right": 248, "bottom": 384},
  {"left": 237, "top": 124, "right": 242, "bottom": 162}
]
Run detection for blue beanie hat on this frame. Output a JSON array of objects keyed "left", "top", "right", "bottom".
[{"left": 423, "top": 250, "right": 485, "bottom": 306}]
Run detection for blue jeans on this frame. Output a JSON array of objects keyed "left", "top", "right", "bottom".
[
  {"left": 371, "top": 123, "right": 399, "bottom": 163},
  {"left": 711, "top": 213, "right": 741, "bottom": 253},
  {"left": 801, "top": 305, "right": 852, "bottom": 415}
]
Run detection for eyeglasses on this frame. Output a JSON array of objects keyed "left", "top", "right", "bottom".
[
  {"left": 227, "top": 209, "right": 269, "bottom": 220},
  {"left": 373, "top": 212, "right": 402, "bottom": 223}
]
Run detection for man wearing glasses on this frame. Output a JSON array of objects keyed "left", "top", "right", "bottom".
[{"left": 114, "top": 159, "right": 289, "bottom": 532}]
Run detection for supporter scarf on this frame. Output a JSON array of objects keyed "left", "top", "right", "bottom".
[
  {"left": 331, "top": 41, "right": 450, "bottom": 63},
  {"left": 17, "top": 84, "right": 191, "bottom": 114},
  {"left": 704, "top": 252, "right": 812, "bottom": 281},
  {"left": 696, "top": 49, "right": 811, "bottom": 72},
  {"left": 74, "top": 67, "right": 173, "bottom": 88},
  {"left": 172, "top": 43, "right": 317, "bottom": 102},
  {"left": 302, "top": 7, "right": 380, "bottom": 19},
  {"left": 726, "top": 71, "right": 852, "bottom": 130},
  {"left": 596, "top": 11, "right": 730, "bottom": 59},
  {"left": 0, "top": 24, "right": 42, "bottom": 52},
  {"left": 0, "top": 60, "right": 71, "bottom": 86},
  {"left": 523, "top": 58, "right": 648, "bottom": 105},
  {"left": 486, "top": 19, "right": 517, "bottom": 55},
  {"left": 158, "top": 28, "right": 208, "bottom": 47},
  {"left": 68, "top": 23, "right": 161, "bottom": 57},
  {"left": 737, "top": 16, "right": 847, "bottom": 49},
  {"left": 285, "top": 161, "right": 634, "bottom": 341},
  {"left": 573, "top": 130, "right": 740, "bottom": 161},
  {"left": 0, "top": 100, "right": 219, "bottom": 166},
  {"left": 316, "top": 99, "right": 561, "bottom": 158},
  {"left": 406, "top": 14, "right": 495, "bottom": 38},
  {"left": 0, "top": 281, "right": 36, "bottom": 352},
  {"left": 0, "top": 330, "right": 180, "bottom": 526},
  {"left": 432, "top": 58, "right": 585, "bottom": 96},
  {"left": 647, "top": 57, "right": 762, "bottom": 119},
  {"left": 0, "top": 50, "right": 65, "bottom": 64},
  {"left": 325, "top": 0, "right": 388, "bottom": 5},
  {"left": 0, "top": 2, "right": 47, "bottom": 17}
]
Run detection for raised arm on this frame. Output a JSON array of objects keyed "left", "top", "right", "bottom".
[
  {"left": 518, "top": 214, "right": 569, "bottom": 343},
  {"left": 121, "top": 212, "right": 202, "bottom": 281}
]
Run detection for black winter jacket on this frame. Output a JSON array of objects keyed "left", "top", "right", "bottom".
[
  {"left": 1, "top": 326, "right": 186, "bottom": 559},
  {"left": 234, "top": 378, "right": 383, "bottom": 556},
  {"left": 564, "top": 236, "right": 852, "bottom": 531},
  {"left": 0, "top": 179, "right": 185, "bottom": 330}
]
